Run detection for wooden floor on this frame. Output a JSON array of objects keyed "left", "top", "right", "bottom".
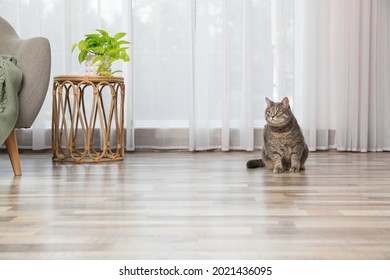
[{"left": 0, "top": 150, "right": 390, "bottom": 260}]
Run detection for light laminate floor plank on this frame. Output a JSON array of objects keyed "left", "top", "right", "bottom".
[{"left": 1, "top": 150, "right": 390, "bottom": 259}]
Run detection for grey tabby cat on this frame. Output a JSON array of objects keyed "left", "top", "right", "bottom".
[{"left": 247, "top": 97, "right": 308, "bottom": 173}]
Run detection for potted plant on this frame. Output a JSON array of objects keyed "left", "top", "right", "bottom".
[{"left": 71, "top": 29, "right": 131, "bottom": 76}]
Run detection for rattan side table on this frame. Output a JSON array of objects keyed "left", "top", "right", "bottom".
[{"left": 52, "top": 75, "right": 125, "bottom": 163}]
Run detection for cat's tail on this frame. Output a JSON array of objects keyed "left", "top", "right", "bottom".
[{"left": 246, "top": 159, "right": 265, "bottom": 169}]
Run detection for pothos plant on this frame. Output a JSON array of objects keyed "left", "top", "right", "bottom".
[{"left": 71, "top": 29, "right": 131, "bottom": 76}]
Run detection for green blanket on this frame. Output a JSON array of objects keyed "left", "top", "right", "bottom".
[{"left": 0, "top": 55, "right": 22, "bottom": 146}]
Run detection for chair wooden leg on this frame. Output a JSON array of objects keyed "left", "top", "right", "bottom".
[{"left": 5, "top": 130, "right": 22, "bottom": 176}]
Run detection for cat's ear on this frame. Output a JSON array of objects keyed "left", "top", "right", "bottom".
[
  {"left": 281, "top": 97, "right": 290, "bottom": 108},
  {"left": 265, "top": 97, "right": 273, "bottom": 107}
]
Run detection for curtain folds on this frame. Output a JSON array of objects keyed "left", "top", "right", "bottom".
[
  {"left": 1, "top": 0, "right": 389, "bottom": 152},
  {"left": 295, "top": 0, "right": 390, "bottom": 152},
  {"left": 133, "top": 0, "right": 292, "bottom": 151}
]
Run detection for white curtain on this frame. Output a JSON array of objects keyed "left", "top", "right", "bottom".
[
  {"left": 295, "top": 0, "right": 390, "bottom": 152},
  {"left": 1, "top": 0, "right": 389, "bottom": 152},
  {"left": 132, "top": 0, "right": 293, "bottom": 151},
  {"left": 0, "top": 0, "right": 134, "bottom": 150}
]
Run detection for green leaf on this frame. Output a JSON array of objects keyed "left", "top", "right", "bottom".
[
  {"left": 91, "top": 46, "right": 105, "bottom": 54},
  {"left": 97, "top": 64, "right": 110, "bottom": 73},
  {"left": 114, "top": 32, "right": 126, "bottom": 40},
  {"left": 117, "top": 40, "right": 131, "bottom": 45},
  {"left": 92, "top": 55, "right": 103, "bottom": 64},
  {"left": 107, "top": 57, "right": 119, "bottom": 64},
  {"left": 121, "top": 52, "right": 130, "bottom": 62},
  {"left": 110, "top": 70, "right": 123, "bottom": 75},
  {"left": 98, "top": 71, "right": 112, "bottom": 77},
  {"left": 85, "top": 38, "right": 99, "bottom": 46},
  {"left": 96, "top": 29, "right": 109, "bottom": 39},
  {"left": 106, "top": 49, "right": 120, "bottom": 56},
  {"left": 85, "top": 34, "right": 101, "bottom": 40},
  {"left": 71, "top": 43, "right": 77, "bottom": 53},
  {"left": 78, "top": 40, "right": 88, "bottom": 51},
  {"left": 78, "top": 51, "right": 87, "bottom": 63},
  {"left": 117, "top": 47, "right": 129, "bottom": 51}
]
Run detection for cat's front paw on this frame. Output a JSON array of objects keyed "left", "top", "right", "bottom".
[
  {"left": 289, "top": 167, "right": 300, "bottom": 173},
  {"left": 273, "top": 167, "right": 284, "bottom": 173}
]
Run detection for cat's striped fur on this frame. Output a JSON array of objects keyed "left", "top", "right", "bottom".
[{"left": 247, "top": 97, "right": 308, "bottom": 173}]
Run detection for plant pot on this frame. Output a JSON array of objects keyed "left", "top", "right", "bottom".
[
  {"left": 85, "top": 55, "right": 101, "bottom": 76},
  {"left": 84, "top": 55, "right": 112, "bottom": 76}
]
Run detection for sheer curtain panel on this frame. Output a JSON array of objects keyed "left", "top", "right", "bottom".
[
  {"left": 295, "top": 0, "right": 390, "bottom": 152},
  {"left": 0, "top": 0, "right": 134, "bottom": 150},
  {"left": 133, "top": 0, "right": 294, "bottom": 150}
]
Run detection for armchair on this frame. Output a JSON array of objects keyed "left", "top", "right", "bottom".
[{"left": 0, "top": 17, "right": 51, "bottom": 176}]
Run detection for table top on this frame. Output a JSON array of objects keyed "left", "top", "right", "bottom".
[{"left": 54, "top": 75, "right": 124, "bottom": 83}]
